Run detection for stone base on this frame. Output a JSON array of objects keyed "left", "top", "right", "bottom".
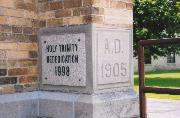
[
  {"left": 0, "top": 92, "right": 39, "bottom": 118},
  {"left": 0, "top": 91, "right": 139, "bottom": 118}
]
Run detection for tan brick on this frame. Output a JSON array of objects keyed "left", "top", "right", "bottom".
[
  {"left": 93, "top": 0, "right": 110, "bottom": 7},
  {"left": 47, "top": 18, "right": 63, "bottom": 27},
  {"left": 110, "top": 1, "right": 126, "bottom": 9},
  {"left": 15, "top": 0, "right": 36, "bottom": 11},
  {"left": 18, "top": 59, "right": 37, "bottom": 67},
  {"left": 64, "top": 0, "right": 82, "bottom": 8},
  {"left": 9, "top": 17, "right": 32, "bottom": 26},
  {"left": 31, "top": 19, "right": 39, "bottom": 27},
  {"left": 9, "top": 17, "right": 26, "bottom": 26},
  {"left": 19, "top": 76, "right": 37, "bottom": 84},
  {"left": 73, "top": 8, "right": 82, "bottom": 16},
  {"left": 6, "top": 50, "right": 30, "bottom": 59},
  {"left": 0, "top": 50, "right": 7, "bottom": 59},
  {"left": 55, "top": 9, "right": 72, "bottom": 18},
  {"left": 15, "top": 0, "right": 25, "bottom": 9},
  {"left": 39, "top": 12, "right": 55, "bottom": 19},
  {"left": 120, "top": 0, "right": 133, "bottom": 3},
  {"left": 0, "top": 0, "right": 15, "bottom": 8},
  {"left": 24, "top": 11, "right": 38, "bottom": 19},
  {"left": 0, "top": 16, "right": 8, "bottom": 25},
  {"left": 25, "top": 3, "right": 36, "bottom": 11},
  {"left": 81, "top": 7, "right": 104, "bottom": 15},
  {"left": 0, "top": 60, "right": 7, "bottom": 67},
  {"left": 0, "top": 7, "right": 5, "bottom": 15},
  {"left": 63, "top": 16, "right": 84, "bottom": 25},
  {"left": 49, "top": 1, "right": 63, "bottom": 10},
  {"left": 8, "top": 68, "right": 29, "bottom": 76},
  {"left": 83, "top": 15, "right": 103, "bottom": 24},
  {"left": 38, "top": 2, "right": 50, "bottom": 12},
  {"left": 28, "top": 66, "right": 38, "bottom": 75},
  {"left": 126, "top": 3, "right": 133, "bottom": 10},
  {"left": 0, "top": 42, "right": 38, "bottom": 50},
  {"left": 83, "top": 0, "right": 93, "bottom": 7},
  {"left": 0, "top": 34, "right": 37, "bottom": 42},
  {"left": 6, "top": 60, "right": 18, "bottom": 68},
  {"left": 18, "top": 43, "right": 38, "bottom": 50},
  {"left": 24, "top": 0, "right": 34, "bottom": 4},
  {"left": 6, "top": 9, "right": 24, "bottom": 17},
  {"left": 0, "top": 85, "right": 15, "bottom": 94}
]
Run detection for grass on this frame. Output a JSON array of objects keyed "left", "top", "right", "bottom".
[{"left": 134, "top": 69, "right": 180, "bottom": 100}]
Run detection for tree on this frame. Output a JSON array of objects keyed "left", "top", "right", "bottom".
[{"left": 134, "top": 0, "right": 180, "bottom": 58}]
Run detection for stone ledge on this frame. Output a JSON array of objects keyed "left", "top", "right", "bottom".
[{"left": 0, "top": 91, "right": 139, "bottom": 118}]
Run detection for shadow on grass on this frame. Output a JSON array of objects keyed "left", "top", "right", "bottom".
[
  {"left": 145, "top": 69, "right": 180, "bottom": 75},
  {"left": 134, "top": 77, "right": 180, "bottom": 88},
  {"left": 134, "top": 69, "right": 180, "bottom": 75},
  {"left": 134, "top": 70, "right": 180, "bottom": 88}
]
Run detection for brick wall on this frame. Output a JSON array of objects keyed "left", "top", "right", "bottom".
[
  {"left": 0, "top": 0, "right": 39, "bottom": 94},
  {"left": 38, "top": 0, "right": 133, "bottom": 28},
  {"left": 0, "top": 0, "right": 133, "bottom": 95}
]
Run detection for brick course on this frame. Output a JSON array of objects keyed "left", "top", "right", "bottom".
[
  {"left": 0, "top": 0, "right": 38, "bottom": 94},
  {"left": 38, "top": 0, "right": 133, "bottom": 28}
]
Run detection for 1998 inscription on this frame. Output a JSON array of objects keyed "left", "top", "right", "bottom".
[
  {"left": 42, "top": 33, "right": 86, "bottom": 86},
  {"left": 46, "top": 43, "right": 78, "bottom": 77}
]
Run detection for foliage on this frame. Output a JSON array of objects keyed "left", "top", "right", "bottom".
[{"left": 134, "top": 0, "right": 180, "bottom": 58}]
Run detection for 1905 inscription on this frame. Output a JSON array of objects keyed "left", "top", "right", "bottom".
[
  {"left": 97, "top": 30, "right": 131, "bottom": 85},
  {"left": 41, "top": 33, "right": 86, "bottom": 86}
]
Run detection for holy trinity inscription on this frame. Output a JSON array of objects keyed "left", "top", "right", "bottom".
[
  {"left": 41, "top": 33, "right": 86, "bottom": 86},
  {"left": 46, "top": 43, "right": 79, "bottom": 77}
]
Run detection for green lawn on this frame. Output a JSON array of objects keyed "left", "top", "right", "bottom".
[{"left": 134, "top": 69, "right": 180, "bottom": 100}]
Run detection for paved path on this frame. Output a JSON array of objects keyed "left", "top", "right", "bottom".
[{"left": 147, "top": 99, "right": 180, "bottom": 118}]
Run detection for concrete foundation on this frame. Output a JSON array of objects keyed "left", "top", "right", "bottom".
[
  {"left": 0, "top": 91, "right": 139, "bottom": 118},
  {"left": 0, "top": 92, "right": 39, "bottom": 118}
]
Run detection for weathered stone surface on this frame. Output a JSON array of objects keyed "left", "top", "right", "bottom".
[
  {"left": 41, "top": 33, "right": 86, "bottom": 86},
  {"left": 75, "top": 91, "right": 139, "bottom": 118},
  {"left": 40, "top": 100, "right": 74, "bottom": 118},
  {"left": 39, "top": 91, "right": 139, "bottom": 118},
  {"left": 96, "top": 29, "right": 131, "bottom": 85},
  {"left": 0, "top": 92, "right": 38, "bottom": 118},
  {"left": 0, "top": 90, "right": 139, "bottom": 118}
]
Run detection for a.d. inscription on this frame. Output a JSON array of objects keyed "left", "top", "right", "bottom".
[
  {"left": 41, "top": 33, "right": 86, "bottom": 86},
  {"left": 97, "top": 30, "right": 131, "bottom": 85}
]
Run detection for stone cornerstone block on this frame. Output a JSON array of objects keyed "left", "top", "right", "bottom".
[
  {"left": 39, "top": 24, "right": 133, "bottom": 94},
  {"left": 41, "top": 33, "right": 86, "bottom": 86}
]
